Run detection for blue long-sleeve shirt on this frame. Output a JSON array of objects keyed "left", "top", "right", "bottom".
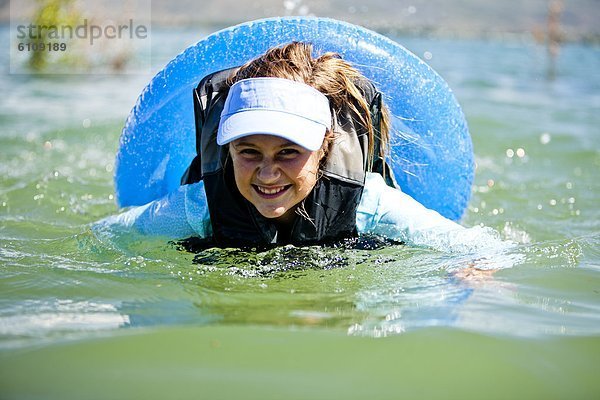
[{"left": 96, "top": 173, "right": 508, "bottom": 253}]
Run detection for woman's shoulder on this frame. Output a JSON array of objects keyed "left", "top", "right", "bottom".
[
  {"left": 361, "top": 172, "right": 402, "bottom": 209},
  {"left": 364, "top": 171, "right": 394, "bottom": 189},
  {"left": 182, "top": 181, "right": 212, "bottom": 237},
  {"left": 357, "top": 172, "right": 401, "bottom": 227}
]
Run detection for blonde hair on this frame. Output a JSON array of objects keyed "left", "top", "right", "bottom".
[{"left": 229, "top": 42, "right": 390, "bottom": 169}]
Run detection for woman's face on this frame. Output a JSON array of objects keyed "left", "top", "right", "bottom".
[{"left": 229, "top": 134, "right": 323, "bottom": 225}]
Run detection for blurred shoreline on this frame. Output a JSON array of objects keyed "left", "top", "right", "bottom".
[{"left": 2, "top": 0, "right": 599, "bottom": 44}]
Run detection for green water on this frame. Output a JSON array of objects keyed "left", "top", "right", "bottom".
[{"left": 1, "top": 27, "right": 599, "bottom": 399}]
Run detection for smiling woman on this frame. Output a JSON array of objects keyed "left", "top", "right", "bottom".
[
  {"left": 229, "top": 135, "right": 322, "bottom": 224},
  {"left": 217, "top": 75, "right": 331, "bottom": 226},
  {"left": 96, "top": 41, "right": 508, "bottom": 252}
]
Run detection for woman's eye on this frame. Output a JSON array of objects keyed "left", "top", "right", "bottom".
[
  {"left": 239, "top": 148, "right": 260, "bottom": 156},
  {"left": 279, "top": 148, "right": 300, "bottom": 157}
]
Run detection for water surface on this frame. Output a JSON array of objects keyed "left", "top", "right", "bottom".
[{"left": 1, "top": 26, "right": 599, "bottom": 399}]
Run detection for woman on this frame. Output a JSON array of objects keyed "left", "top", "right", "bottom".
[{"left": 97, "top": 42, "right": 504, "bottom": 252}]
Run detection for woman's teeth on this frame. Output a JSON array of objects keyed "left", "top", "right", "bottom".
[{"left": 256, "top": 185, "right": 286, "bottom": 195}]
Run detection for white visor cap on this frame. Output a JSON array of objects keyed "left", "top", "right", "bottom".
[{"left": 217, "top": 77, "right": 331, "bottom": 151}]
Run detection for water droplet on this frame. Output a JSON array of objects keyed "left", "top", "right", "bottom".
[
  {"left": 516, "top": 148, "right": 525, "bottom": 158},
  {"left": 43, "top": 141, "right": 52, "bottom": 150},
  {"left": 82, "top": 118, "right": 91, "bottom": 128},
  {"left": 506, "top": 148, "right": 514, "bottom": 158},
  {"left": 549, "top": 199, "right": 557, "bottom": 206},
  {"left": 487, "top": 179, "right": 495, "bottom": 187},
  {"left": 423, "top": 51, "right": 433, "bottom": 60},
  {"left": 283, "top": 0, "right": 299, "bottom": 11},
  {"left": 298, "top": 5, "right": 309, "bottom": 14},
  {"left": 540, "top": 132, "right": 551, "bottom": 144},
  {"left": 537, "top": 204, "right": 543, "bottom": 210},
  {"left": 565, "top": 182, "right": 573, "bottom": 189}
]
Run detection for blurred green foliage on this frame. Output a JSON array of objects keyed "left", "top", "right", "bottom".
[{"left": 27, "top": 0, "right": 81, "bottom": 71}]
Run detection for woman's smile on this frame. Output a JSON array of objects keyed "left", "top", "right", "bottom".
[
  {"left": 253, "top": 184, "right": 292, "bottom": 197},
  {"left": 230, "top": 135, "right": 324, "bottom": 225}
]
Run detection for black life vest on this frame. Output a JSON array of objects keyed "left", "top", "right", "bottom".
[{"left": 181, "top": 67, "right": 396, "bottom": 248}]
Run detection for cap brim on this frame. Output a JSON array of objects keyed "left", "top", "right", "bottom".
[{"left": 218, "top": 110, "right": 326, "bottom": 151}]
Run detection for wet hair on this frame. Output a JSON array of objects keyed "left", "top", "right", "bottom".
[{"left": 228, "top": 41, "right": 391, "bottom": 169}]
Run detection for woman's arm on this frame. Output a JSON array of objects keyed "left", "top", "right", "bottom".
[
  {"left": 357, "top": 173, "right": 509, "bottom": 253},
  {"left": 93, "top": 182, "right": 211, "bottom": 239}
]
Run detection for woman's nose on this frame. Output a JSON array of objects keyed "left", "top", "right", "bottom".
[{"left": 256, "top": 159, "right": 281, "bottom": 182}]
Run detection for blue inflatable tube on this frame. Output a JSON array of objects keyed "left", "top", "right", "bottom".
[{"left": 115, "top": 17, "right": 473, "bottom": 221}]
